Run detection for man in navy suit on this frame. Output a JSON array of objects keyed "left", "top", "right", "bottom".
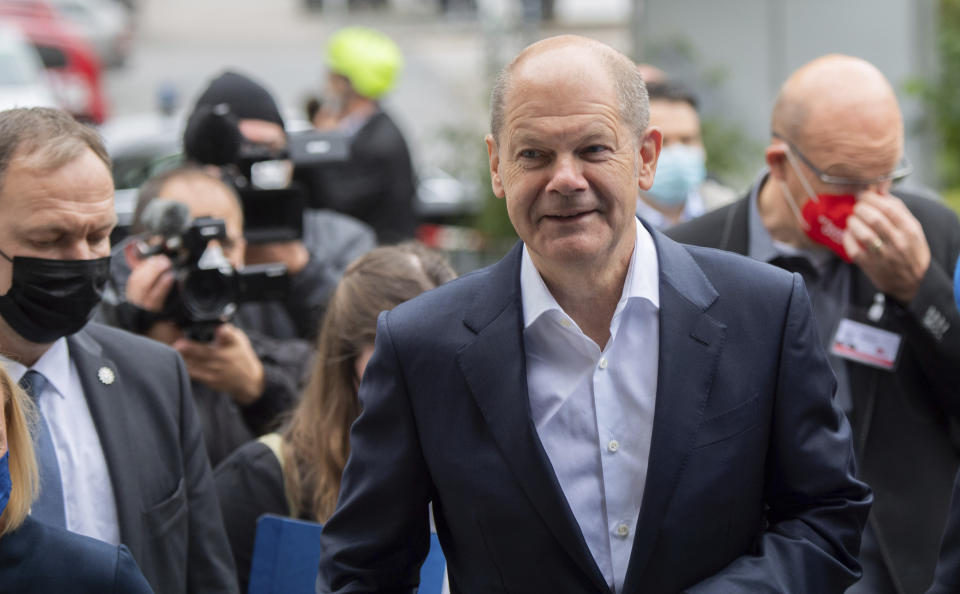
[{"left": 318, "top": 35, "right": 871, "bottom": 593}]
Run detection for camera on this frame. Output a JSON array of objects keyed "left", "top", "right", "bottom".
[
  {"left": 183, "top": 103, "right": 350, "bottom": 244},
  {"left": 138, "top": 199, "right": 290, "bottom": 341}
]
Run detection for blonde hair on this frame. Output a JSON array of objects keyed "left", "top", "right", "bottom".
[
  {"left": 282, "top": 243, "right": 456, "bottom": 522},
  {"left": 0, "top": 367, "right": 39, "bottom": 536}
]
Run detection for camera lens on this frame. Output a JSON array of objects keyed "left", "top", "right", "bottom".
[{"left": 181, "top": 268, "right": 236, "bottom": 322}]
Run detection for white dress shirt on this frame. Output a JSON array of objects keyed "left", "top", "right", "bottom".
[
  {"left": 2, "top": 338, "right": 121, "bottom": 545},
  {"left": 522, "top": 217, "right": 660, "bottom": 593}
]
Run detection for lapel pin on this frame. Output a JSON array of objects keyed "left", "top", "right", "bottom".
[{"left": 97, "top": 366, "right": 116, "bottom": 385}]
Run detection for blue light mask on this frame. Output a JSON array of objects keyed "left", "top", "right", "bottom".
[
  {"left": 0, "top": 451, "right": 11, "bottom": 518},
  {"left": 647, "top": 144, "right": 707, "bottom": 207}
]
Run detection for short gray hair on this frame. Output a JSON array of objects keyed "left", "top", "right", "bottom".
[
  {"left": 490, "top": 41, "right": 649, "bottom": 144},
  {"left": 131, "top": 165, "right": 242, "bottom": 235},
  {"left": 0, "top": 107, "right": 110, "bottom": 194}
]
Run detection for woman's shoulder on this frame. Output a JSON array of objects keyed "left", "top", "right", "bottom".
[{"left": 214, "top": 437, "right": 286, "bottom": 506}]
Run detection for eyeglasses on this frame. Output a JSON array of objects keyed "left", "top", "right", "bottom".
[{"left": 771, "top": 132, "right": 913, "bottom": 187}]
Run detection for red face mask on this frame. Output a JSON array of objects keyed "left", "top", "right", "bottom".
[{"left": 800, "top": 194, "right": 857, "bottom": 262}]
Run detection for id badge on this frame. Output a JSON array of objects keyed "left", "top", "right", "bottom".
[{"left": 830, "top": 294, "right": 903, "bottom": 371}]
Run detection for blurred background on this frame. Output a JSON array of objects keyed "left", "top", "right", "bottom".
[{"left": 1, "top": 0, "right": 957, "bottom": 267}]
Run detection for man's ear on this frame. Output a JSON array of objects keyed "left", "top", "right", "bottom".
[
  {"left": 485, "top": 134, "right": 505, "bottom": 199},
  {"left": 637, "top": 127, "right": 663, "bottom": 191},
  {"left": 766, "top": 142, "right": 789, "bottom": 182}
]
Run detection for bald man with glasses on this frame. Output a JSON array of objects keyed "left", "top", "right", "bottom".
[{"left": 670, "top": 54, "right": 960, "bottom": 594}]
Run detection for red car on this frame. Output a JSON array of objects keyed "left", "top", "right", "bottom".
[{"left": 0, "top": 0, "right": 107, "bottom": 123}]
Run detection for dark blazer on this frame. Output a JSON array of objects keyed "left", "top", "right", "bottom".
[
  {"left": 66, "top": 323, "right": 239, "bottom": 594},
  {"left": 929, "top": 469, "right": 960, "bottom": 594},
  {"left": 318, "top": 226, "right": 872, "bottom": 593},
  {"left": 0, "top": 516, "right": 153, "bottom": 593},
  {"left": 303, "top": 110, "right": 417, "bottom": 244},
  {"left": 668, "top": 189, "right": 960, "bottom": 594}
]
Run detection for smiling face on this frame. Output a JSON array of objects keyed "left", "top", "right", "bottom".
[{"left": 487, "top": 45, "right": 660, "bottom": 277}]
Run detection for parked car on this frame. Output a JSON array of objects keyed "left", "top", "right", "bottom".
[
  {"left": 0, "top": 0, "right": 108, "bottom": 123},
  {"left": 47, "top": 0, "right": 132, "bottom": 68},
  {"left": 0, "top": 23, "right": 57, "bottom": 110}
]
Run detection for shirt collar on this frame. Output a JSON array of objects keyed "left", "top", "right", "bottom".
[
  {"left": 747, "top": 169, "right": 781, "bottom": 263},
  {"left": 521, "top": 217, "right": 660, "bottom": 330},
  {"left": 0, "top": 337, "right": 71, "bottom": 400}
]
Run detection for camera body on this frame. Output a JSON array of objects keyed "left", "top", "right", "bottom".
[
  {"left": 139, "top": 201, "right": 289, "bottom": 341},
  {"left": 183, "top": 102, "right": 350, "bottom": 244}
]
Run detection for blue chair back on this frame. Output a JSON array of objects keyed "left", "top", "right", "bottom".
[{"left": 248, "top": 514, "right": 447, "bottom": 594}]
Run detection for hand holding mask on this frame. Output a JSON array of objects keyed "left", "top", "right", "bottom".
[{"left": 842, "top": 191, "right": 931, "bottom": 303}]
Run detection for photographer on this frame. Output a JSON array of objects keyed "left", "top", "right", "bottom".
[
  {"left": 99, "top": 166, "right": 311, "bottom": 466},
  {"left": 183, "top": 71, "right": 376, "bottom": 341}
]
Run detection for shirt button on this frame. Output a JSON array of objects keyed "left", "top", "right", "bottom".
[
  {"left": 615, "top": 523, "right": 630, "bottom": 538},
  {"left": 598, "top": 357, "right": 608, "bottom": 369},
  {"left": 607, "top": 440, "right": 619, "bottom": 453},
  {"left": 560, "top": 319, "right": 572, "bottom": 328}
]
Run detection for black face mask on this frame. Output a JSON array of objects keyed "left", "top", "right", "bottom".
[{"left": 0, "top": 250, "right": 111, "bottom": 343}]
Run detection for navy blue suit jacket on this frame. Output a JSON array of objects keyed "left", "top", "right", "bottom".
[
  {"left": 0, "top": 516, "right": 153, "bottom": 593},
  {"left": 318, "top": 226, "right": 872, "bottom": 593}
]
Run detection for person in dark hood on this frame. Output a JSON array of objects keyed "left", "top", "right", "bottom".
[{"left": 180, "top": 70, "right": 375, "bottom": 342}]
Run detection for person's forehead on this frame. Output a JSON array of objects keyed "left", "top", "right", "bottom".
[
  {"left": 649, "top": 100, "right": 699, "bottom": 130},
  {"left": 801, "top": 102, "right": 902, "bottom": 176},
  {"left": 504, "top": 60, "right": 621, "bottom": 133},
  {"left": 0, "top": 148, "right": 113, "bottom": 207},
  {"left": 238, "top": 119, "right": 285, "bottom": 145},
  {"left": 159, "top": 177, "right": 242, "bottom": 224}
]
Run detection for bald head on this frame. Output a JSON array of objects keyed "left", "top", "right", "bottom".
[
  {"left": 772, "top": 55, "right": 903, "bottom": 170},
  {"left": 490, "top": 35, "right": 648, "bottom": 144}
]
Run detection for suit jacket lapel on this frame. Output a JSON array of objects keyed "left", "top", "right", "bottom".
[
  {"left": 67, "top": 328, "right": 144, "bottom": 561},
  {"left": 623, "top": 228, "right": 726, "bottom": 589},
  {"left": 456, "top": 243, "right": 611, "bottom": 593}
]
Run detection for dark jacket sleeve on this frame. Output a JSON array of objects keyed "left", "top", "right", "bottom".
[
  {"left": 284, "top": 254, "right": 339, "bottom": 340},
  {"left": 893, "top": 195, "right": 960, "bottom": 415},
  {"left": 305, "top": 112, "right": 418, "bottom": 244},
  {"left": 929, "top": 469, "right": 960, "bottom": 594},
  {"left": 215, "top": 441, "right": 289, "bottom": 594},
  {"left": 317, "top": 312, "right": 432, "bottom": 593},
  {"left": 240, "top": 331, "right": 311, "bottom": 435},
  {"left": 173, "top": 353, "right": 242, "bottom": 594},
  {"left": 688, "top": 274, "right": 872, "bottom": 592}
]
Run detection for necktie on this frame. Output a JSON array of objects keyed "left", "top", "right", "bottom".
[{"left": 19, "top": 370, "right": 66, "bottom": 528}]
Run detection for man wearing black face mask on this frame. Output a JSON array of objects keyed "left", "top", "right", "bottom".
[
  {"left": 669, "top": 55, "right": 960, "bottom": 594},
  {"left": 0, "top": 107, "right": 239, "bottom": 594}
]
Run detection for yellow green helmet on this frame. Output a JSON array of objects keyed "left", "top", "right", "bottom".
[{"left": 325, "top": 27, "right": 403, "bottom": 100}]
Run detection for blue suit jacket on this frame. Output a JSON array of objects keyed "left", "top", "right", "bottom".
[
  {"left": 0, "top": 516, "right": 153, "bottom": 593},
  {"left": 318, "top": 226, "right": 872, "bottom": 593}
]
